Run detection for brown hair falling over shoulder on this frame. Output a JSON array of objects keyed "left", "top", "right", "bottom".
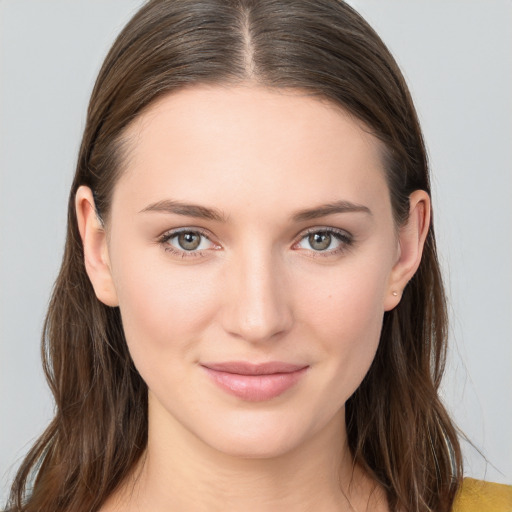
[{"left": 6, "top": 1, "right": 462, "bottom": 511}]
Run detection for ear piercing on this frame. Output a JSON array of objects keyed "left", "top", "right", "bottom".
[{"left": 392, "top": 291, "right": 398, "bottom": 296}]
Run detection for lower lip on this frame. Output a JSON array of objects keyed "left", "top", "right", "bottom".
[{"left": 202, "top": 366, "right": 308, "bottom": 402}]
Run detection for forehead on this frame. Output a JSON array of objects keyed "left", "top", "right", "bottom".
[{"left": 113, "top": 84, "right": 390, "bottom": 219}]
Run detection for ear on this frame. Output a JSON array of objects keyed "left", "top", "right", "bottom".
[
  {"left": 384, "top": 190, "right": 431, "bottom": 311},
  {"left": 75, "top": 186, "right": 119, "bottom": 307}
]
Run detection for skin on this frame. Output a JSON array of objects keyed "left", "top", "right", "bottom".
[{"left": 76, "top": 84, "right": 430, "bottom": 511}]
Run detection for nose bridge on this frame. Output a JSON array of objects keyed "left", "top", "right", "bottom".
[{"left": 222, "top": 243, "right": 292, "bottom": 343}]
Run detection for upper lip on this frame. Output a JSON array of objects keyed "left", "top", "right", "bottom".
[{"left": 201, "top": 361, "right": 308, "bottom": 375}]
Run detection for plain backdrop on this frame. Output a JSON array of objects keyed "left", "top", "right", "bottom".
[{"left": 1, "top": 0, "right": 511, "bottom": 502}]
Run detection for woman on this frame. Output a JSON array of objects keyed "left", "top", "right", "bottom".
[{"left": 4, "top": 1, "right": 511, "bottom": 511}]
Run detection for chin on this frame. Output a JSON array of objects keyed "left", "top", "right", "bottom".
[
  {"left": 205, "top": 429, "right": 305, "bottom": 460},
  {"left": 191, "top": 407, "right": 329, "bottom": 461}
]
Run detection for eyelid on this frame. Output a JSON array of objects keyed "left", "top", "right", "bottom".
[
  {"left": 294, "top": 226, "right": 353, "bottom": 242},
  {"left": 158, "top": 227, "right": 221, "bottom": 256},
  {"left": 292, "top": 226, "right": 354, "bottom": 255},
  {"left": 158, "top": 226, "right": 213, "bottom": 240},
  {"left": 157, "top": 225, "right": 353, "bottom": 259}
]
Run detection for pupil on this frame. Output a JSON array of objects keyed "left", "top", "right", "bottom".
[
  {"left": 309, "top": 232, "right": 331, "bottom": 251},
  {"left": 178, "top": 232, "right": 201, "bottom": 250}
]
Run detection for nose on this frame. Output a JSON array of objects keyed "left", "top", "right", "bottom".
[{"left": 221, "top": 248, "right": 293, "bottom": 343}]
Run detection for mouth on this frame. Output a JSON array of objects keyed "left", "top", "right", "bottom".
[{"left": 200, "top": 361, "right": 309, "bottom": 402}]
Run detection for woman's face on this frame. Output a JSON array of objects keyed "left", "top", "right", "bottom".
[{"left": 79, "top": 85, "right": 426, "bottom": 458}]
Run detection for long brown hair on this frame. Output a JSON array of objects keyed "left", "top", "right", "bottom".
[{"left": 6, "top": 1, "right": 462, "bottom": 510}]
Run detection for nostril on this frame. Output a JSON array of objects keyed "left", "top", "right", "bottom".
[
  {"left": 219, "top": 252, "right": 293, "bottom": 342},
  {"left": 221, "top": 286, "right": 293, "bottom": 343}
]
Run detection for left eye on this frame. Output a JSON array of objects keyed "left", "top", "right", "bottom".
[
  {"left": 296, "top": 230, "right": 350, "bottom": 252},
  {"left": 165, "top": 230, "right": 214, "bottom": 251}
]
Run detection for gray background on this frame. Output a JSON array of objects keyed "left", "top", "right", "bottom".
[{"left": 1, "top": 0, "right": 511, "bottom": 501}]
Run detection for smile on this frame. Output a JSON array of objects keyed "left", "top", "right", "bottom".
[{"left": 200, "top": 361, "right": 309, "bottom": 402}]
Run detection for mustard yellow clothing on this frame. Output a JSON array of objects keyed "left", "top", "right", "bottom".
[{"left": 452, "top": 478, "right": 512, "bottom": 512}]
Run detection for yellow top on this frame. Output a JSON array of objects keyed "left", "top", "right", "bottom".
[{"left": 452, "top": 478, "right": 512, "bottom": 512}]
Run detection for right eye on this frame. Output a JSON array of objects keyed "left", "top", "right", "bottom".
[{"left": 159, "top": 229, "right": 219, "bottom": 257}]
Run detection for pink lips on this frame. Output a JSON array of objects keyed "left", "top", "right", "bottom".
[{"left": 201, "top": 361, "right": 308, "bottom": 402}]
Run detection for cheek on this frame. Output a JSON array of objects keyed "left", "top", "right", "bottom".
[
  {"left": 295, "top": 256, "right": 390, "bottom": 386},
  {"left": 298, "top": 254, "right": 389, "bottom": 336},
  {"left": 110, "top": 247, "right": 221, "bottom": 371}
]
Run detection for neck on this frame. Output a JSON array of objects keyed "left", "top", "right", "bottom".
[{"left": 104, "top": 397, "right": 386, "bottom": 512}]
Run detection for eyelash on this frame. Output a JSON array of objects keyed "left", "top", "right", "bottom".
[
  {"left": 158, "top": 228, "right": 218, "bottom": 258},
  {"left": 158, "top": 227, "right": 354, "bottom": 259},
  {"left": 293, "top": 227, "right": 354, "bottom": 258}
]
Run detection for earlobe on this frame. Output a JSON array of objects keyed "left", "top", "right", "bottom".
[
  {"left": 384, "top": 190, "right": 431, "bottom": 311},
  {"left": 75, "top": 186, "right": 119, "bottom": 307}
]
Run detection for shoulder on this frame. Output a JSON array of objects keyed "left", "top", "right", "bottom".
[{"left": 451, "top": 478, "right": 512, "bottom": 512}]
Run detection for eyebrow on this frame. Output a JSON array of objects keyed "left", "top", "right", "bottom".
[
  {"left": 292, "top": 201, "right": 372, "bottom": 222},
  {"left": 139, "top": 198, "right": 371, "bottom": 223},
  {"left": 139, "top": 199, "right": 227, "bottom": 222}
]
